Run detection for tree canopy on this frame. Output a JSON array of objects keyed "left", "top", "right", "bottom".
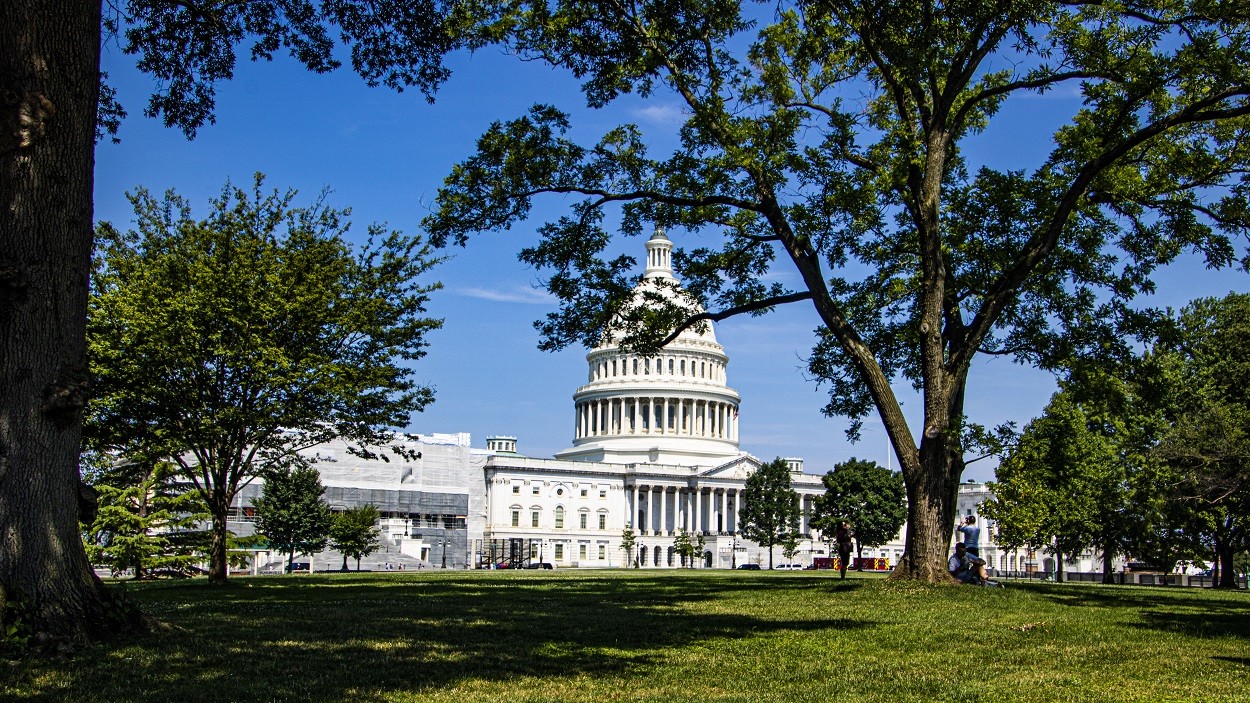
[
  {"left": 1152, "top": 294, "right": 1250, "bottom": 587},
  {"left": 81, "top": 459, "right": 209, "bottom": 580},
  {"left": 427, "top": 0, "right": 1250, "bottom": 580},
  {"left": 738, "top": 458, "right": 801, "bottom": 569},
  {"left": 255, "top": 465, "right": 333, "bottom": 572},
  {"left": 330, "top": 505, "right": 383, "bottom": 572},
  {"left": 86, "top": 174, "right": 442, "bottom": 583},
  {"left": 812, "top": 457, "right": 906, "bottom": 562}
]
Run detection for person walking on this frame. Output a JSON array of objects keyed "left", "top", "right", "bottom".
[{"left": 835, "top": 521, "right": 854, "bottom": 579}]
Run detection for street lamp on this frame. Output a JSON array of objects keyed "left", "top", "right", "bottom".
[
  {"left": 731, "top": 535, "right": 737, "bottom": 569},
  {"left": 441, "top": 538, "right": 449, "bottom": 569}
]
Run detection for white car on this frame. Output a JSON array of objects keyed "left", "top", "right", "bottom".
[{"left": 774, "top": 563, "right": 803, "bottom": 571}]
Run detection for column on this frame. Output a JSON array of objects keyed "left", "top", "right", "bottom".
[
  {"left": 640, "top": 480, "right": 650, "bottom": 530},
  {"left": 659, "top": 486, "right": 668, "bottom": 535},
  {"left": 719, "top": 489, "right": 727, "bottom": 533},
  {"left": 693, "top": 487, "right": 702, "bottom": 535},
  {"left": 647, "top": 397, "right": 656, "bottom": 434},
  {"left": 632, "top": 484, "right": 640, "bottom": 528}
]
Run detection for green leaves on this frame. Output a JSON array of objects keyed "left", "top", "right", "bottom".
[
  {"left": 255, "top": 466, "right": 333, "bottom": 565},
  {"left": 811, "top": 457, "right": 906, "bottom": 549},
  {"left": 329, "top": 505, "right": 382, "bottom": 569},
  {"left": 739, "top": 458, "right": 802, "bottom": 562},
  {"left": 87, "top": 173, "right": 442, "bottom": 580},
  {"left": 119, "top": 0, "right": 457, "bottom": 136}
]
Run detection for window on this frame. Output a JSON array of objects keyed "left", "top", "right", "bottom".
[
  {"left": 579, "top": 544, "right": 587, "bottom": 560},
  {"left": 511, "top": 510, "right": 519, "bottom": 527},
  {"left": 599, "top": 490, "right": 607, "bottom": 499},
  {"left": 555, "top": 506, "right": 565, "bottom": 529},
  {"left": 598, "top": 544, "right": 606, "bottom": 559},
  {"left": 556, "top": 487, "right": 564, "bottom": 496},
  {"left": 599, "top": 514, "right": 607, "bottom": 530},
  {"left": 512, "top": 485, "right": 520, "bottom": 494},
  {"left": 532, "top": 511, "right": 540, "bottom": 528},
  {"left": 555, "top": 544, "right": 564, "bottom": 560},
  {"left": 581, "top": 489, "right": 588, "bottom": 497},
  {"left": 580, "top": 514, "right": 587, "bottom": 529},
  {"left": 533, "top": 486, "right": 540, "bottom": 495}
]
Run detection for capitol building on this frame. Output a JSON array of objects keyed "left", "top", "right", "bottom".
[{"left": 234, "top": 229, "right": 1024, "bottom": 573}]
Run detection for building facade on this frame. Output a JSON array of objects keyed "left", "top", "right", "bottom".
[{"left": 233, "top": 229, "right": 1103, "bottom": 575}]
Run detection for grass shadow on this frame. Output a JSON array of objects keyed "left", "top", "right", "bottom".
[{"left": 14, "top": 572, "right": 875, "bottom": 703}]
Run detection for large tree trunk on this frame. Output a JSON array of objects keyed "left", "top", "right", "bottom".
[
  {"left": 1102, "top": 548, "right": 1116, "bottom": 585},
  {"left": 208, "top": 509, "right": 231, "bottom": 583},
  {"left": 0, "top": 0, "right": 132, "bottom": 646},
  {"left": 892, "top": 441, "right": 963, "bottom": 582},
  {"left": 1215, "top": 533, "right": 1238, "bottom": 589}
]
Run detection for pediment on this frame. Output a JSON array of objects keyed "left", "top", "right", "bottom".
[{"left": 696, "top": 454, "right": 761, "bottom": 481}]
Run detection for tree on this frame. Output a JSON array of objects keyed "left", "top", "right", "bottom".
[
  {"left": 738, "top": 458, "right": 801, "bottom": 569},
  {"left": 812, "top": 458, "right": 906, "bottom": 569},
  {"left": 673, "top": 528, "right": 695, "bottom": 568},
  {"left": 330, "top": 505, "right": 382, "bottom": 572},
  {"left": 428, "top": 1, "right": 1250, "bottom": 582},
  {"left": 254, "top": 466, "right": 332, "bottom": 573},
  {"left": 86, "top": 175, "right": 442, "bottom": 584},
  {"left": 82, "top": 460, "right": 209, "bottom": 580},
  {"left": 1152, "top": 294, "right": 1250, "bottom": 588},
  {"left": 3, "top": 0, "right": 456, "bottom": 643},
  {"left": 982, "top": 388, "right": 1127, "bottom": 580},
  {"left": 780, "top": 534, "right": 801, "bottom": 565},
  {"left": 620, "top": 524, "right": 638, "bottom": 567}
]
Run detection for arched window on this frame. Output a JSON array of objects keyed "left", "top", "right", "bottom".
[{"left": 555, "top": 506, "right": 565, "bottom": 529}]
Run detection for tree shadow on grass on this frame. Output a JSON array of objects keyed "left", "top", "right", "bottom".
[
  {"left": 1028, "top": 581, "right": 1250, "bottom": 640},
  {"left": 11, "top": 572, "right": 874, "bottom": 703}
]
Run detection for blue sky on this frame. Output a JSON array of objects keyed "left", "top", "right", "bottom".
[{"left": 94, "top": 39, "right": 1248, "bottom": 482}]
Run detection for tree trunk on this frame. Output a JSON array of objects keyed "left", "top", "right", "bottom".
[
  {"left": 0, "top": 0, "right": 135, "bottom": 646},
  {"left": 890, "top": 437, "right": 963, "bottom": 582},
  {"left": 1215, "top": 537, "right": 1237, "bottom": 589},
  {"left": 1055, "top": 550, "right": 1065, "bottom": 581},
  {"left": 1102, "top": 548, "right": 1116, "bottom": 585},
  {"left": 208, "top": 510, "right": 230, "bottom": 583}
]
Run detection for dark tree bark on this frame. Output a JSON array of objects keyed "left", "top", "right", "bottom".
[{"left": 0, "top": 0, "right": 132, "bottom": 644}]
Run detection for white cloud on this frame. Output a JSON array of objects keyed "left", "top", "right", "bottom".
[
  {"left": 456, "top": 285, "right": 555, "bottom": 304},
  {"left": 630, "top": 104, "right": 687, "bottom": 125}
]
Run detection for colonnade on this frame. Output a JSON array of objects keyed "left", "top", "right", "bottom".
[
  {"left": 575, "top": 396, "right": 738, "bottom": 441},
  {"left": 628, "top": 483, "right": 822, "bottom": 537},
  {"left": 630, "top": 483, "right": 741, "bottom": 535}
]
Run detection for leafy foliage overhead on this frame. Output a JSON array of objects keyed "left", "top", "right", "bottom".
[
  {"left": 103, "top": 0, "right": 458, "bottom": 137},
  {"left": 426, "top": 0, "right": 1250, "bottom": 580}
]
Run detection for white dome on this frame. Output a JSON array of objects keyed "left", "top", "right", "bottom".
[{"left": 555, "top": 227, "right": 743, "bottom": 467}]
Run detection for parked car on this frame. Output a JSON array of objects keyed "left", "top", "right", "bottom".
[
  {"left": 526, "top": 562, "right": 554, "bottom": 570},
  {"left": 736, "top": 563, "right": 761, "bottom": 570},
  {"left": 288, "top": 562, "right": 311, "bottom": 572},
  {"left": 774, "top": 563, "right": 802, "bottom": 571}
]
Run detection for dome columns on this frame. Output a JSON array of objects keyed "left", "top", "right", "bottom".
[{"left": 574, "top": 396, "right": 738, "bottom": 441}]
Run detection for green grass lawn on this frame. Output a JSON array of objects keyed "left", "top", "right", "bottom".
[{"left": 3, "top": 571, "right": 1247, "bottom": 702}]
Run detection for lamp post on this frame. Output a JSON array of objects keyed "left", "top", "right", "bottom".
[
  {"left": 441, "top": 538, "right": 449, "bottom": 569},
  {"left": 731, "top": 535, "right": 737, "bottom": 569}
]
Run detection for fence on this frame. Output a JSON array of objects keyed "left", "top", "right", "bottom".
[{"left": 995, "top": 569, "right": 1247, "bottom": 588}]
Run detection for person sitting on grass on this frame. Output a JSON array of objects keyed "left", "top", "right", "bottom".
[{"left": 949, "top": 542, "right": 991, "bottom": 585}]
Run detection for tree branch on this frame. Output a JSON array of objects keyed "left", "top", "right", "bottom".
[{"left": 656, "top": 291, "right": 814, "bottom": 347}]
